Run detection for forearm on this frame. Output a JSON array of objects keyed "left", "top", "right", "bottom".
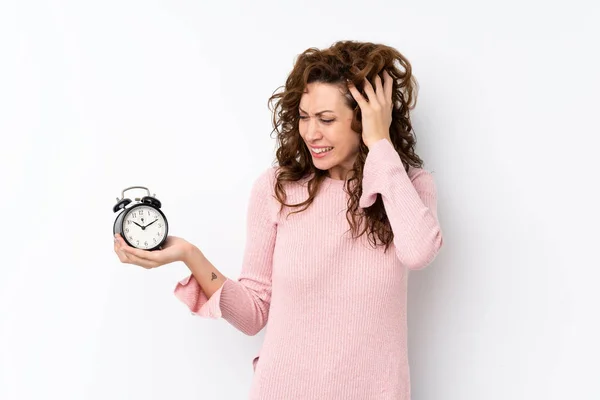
[
  {"left": 360, "top": 139, "right": 443, "bottom": 268},
  {"left": 182, "top": 245, "right": 227, "bottom": 299},
  {"left": 178, "top": 243, "right": 270, "bottom": 335},
  {"left": 173, "top": 168, "right": 275, "bottom": 336}
]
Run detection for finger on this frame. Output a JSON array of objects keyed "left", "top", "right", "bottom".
[
  {"left": 114, "top": 243, "right": 129, "bottom": 263},
  {"left": 115, "top": 235, "right": 159, "bottom": 262},
  {"left": 121, "top": 244, "right": 159, "bottom": 262},
  {"left": 383, "top": 70, "right": 393, "bottom": 106},
  {"left": 119, "top": 250, "right": 133, "bottom": 264},
  {"left": 115, "top": 234, "right": 144, "bottom": 257},
  {"left": 115, "top": 241, "right": 156, "bottom": 268},
  {"left": 114, "top": 238, "right": 133, "bottom": 264},
  {"left": 374, "top": 73, "right": 385, "bottom": 104},
  {"left": 114, "top": 234, "right": 127, "bottom": 251},
  {"left": 362, "top": 77, "right": 378, "bottom": 106},
  {"left": 346, "top": 80, "right": 367, "bottom": 108},
  {"left": 122, "top": 251, "right": 158, "bottom": 269}
]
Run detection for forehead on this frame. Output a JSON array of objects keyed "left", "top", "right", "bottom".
[{"left": 299, "top": 82, "right": 346, "bottom": 110}]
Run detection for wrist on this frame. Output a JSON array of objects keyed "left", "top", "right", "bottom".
[
  {"left": 366, "top": 135, "right": 391, "bottom": 149},
  {"left": 182, "top": 243, "right": 203, "bottom": 265}
]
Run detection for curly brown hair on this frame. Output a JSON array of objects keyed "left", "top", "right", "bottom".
[{"left": 267, "top": 40, "right": 424, "bottom": 252}]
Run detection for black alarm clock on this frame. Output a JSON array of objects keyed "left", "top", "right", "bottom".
[{"left": 113, "top": 186, "right": 168, "bottom": 251}]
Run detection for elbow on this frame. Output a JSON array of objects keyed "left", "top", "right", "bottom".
[
  {"left": 224, "top": 301, "right": 270, "bottom": 337},
  {"left": 399, "top": 230, "right": 444, "bottom": 271},
  {"left": 237, "top": 317, "right": 268, "bottom": 337},
  {"left": 243, "top": 326, "right": 264, "bottom": 337}
]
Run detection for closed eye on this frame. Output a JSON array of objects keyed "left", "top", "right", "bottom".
[{"left": 299, "top": 116, "right": 335, "bottom": 124}]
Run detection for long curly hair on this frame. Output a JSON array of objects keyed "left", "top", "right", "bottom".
[{"left": 267, "top": 40, "right": 424, "bottom": 252}]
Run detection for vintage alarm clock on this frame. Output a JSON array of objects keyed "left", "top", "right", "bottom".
[{"left": 113, "top": 186, "right": 168, "bottom": 251}]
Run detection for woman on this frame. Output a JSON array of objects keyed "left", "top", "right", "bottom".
[{"left": 114, "top": 40, "right": 444, "bottom": 399}]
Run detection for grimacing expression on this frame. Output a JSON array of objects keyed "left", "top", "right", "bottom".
[{"left": 298, "top": 82, "right": 361, "bottom": 180}]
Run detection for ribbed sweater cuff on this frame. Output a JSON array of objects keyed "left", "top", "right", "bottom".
[
  {"left": 173, "top": 275, "right": 228, "bottom": 319},
  {"left": 359, "top": 138, "right": 409, "bottom": 208}
]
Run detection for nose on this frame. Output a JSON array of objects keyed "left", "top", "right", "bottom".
[{"left": 304, "top": 117, "right": 322, "bottom": 142}]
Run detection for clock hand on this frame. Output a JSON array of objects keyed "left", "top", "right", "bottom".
[
  {"left": 132, "top": 221, "right": 144, "bottom": 229},
  {"left": 144, "top": 219, "right": 159, "bottom": 228}
]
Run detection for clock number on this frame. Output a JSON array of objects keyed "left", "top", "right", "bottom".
[
  {"left": 153, "top": 238, "right": 157, "bottom": 243},
  {"left": 158, "top": 223, "right": 162, "bottom": 228},
  {"left": 127, "top": 220, "right": 131, "bottom": 225},
  {"left": 144, "top": 241, "right": 148, "bottom": 247},
  {"left": 125, "top": 228, "right": 129, "bottom": 233},
  {"left": 132, "top": 212, "right": 136, "bottom": 218},
  {"left": 136, "top": 240, "right": 139, "bottom": 246}
]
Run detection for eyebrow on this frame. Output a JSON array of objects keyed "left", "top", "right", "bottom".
[{"left": 298, "top": 107, "right": 335, "bottom": 115}]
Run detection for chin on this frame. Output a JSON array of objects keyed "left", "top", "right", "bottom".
[{"left": 312, "top": 159, "right": 333, "bottom": 171}]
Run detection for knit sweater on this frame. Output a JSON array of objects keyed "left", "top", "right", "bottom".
[{"left": 174, "top": 138, "right": 443, "bottom": 400}]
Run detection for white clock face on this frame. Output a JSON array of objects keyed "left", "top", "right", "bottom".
[{"left": 123, "top": 206, "right": 167, "bottom": 249}]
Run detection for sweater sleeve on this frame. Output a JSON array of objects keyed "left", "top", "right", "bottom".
[
  {"left": 359, "top": 138, "right": 443, "bottom": 270},
  {"left": 173, "top": 167, "right": 278, "bottom": 336}
]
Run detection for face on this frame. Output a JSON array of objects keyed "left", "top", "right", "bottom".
[{"left": 298, "top": 82, "right": 361, "bottom": 180}]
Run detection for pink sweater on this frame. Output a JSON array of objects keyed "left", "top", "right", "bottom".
[{"left": 174, "top": 138, "right": 443, "bottom": 399}]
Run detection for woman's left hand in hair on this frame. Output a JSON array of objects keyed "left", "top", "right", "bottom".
[{"left": 347, "top": 70, "right": 394, "bottom": 149}]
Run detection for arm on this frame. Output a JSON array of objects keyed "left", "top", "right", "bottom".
[
  {"left": 174, "top": 167, "right": 278, "bottom": 336},
  {"left": 359, "top": 138, "right": 443, "bottom": 270},
  {"left": 179, "top": 246, "right": 227, "bottom": 305}
]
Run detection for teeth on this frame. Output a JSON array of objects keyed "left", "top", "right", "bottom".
[{"left": 313, "top": 147, "right": 333, "bottom": 154}]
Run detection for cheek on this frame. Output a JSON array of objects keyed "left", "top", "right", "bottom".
[
  {"left": 332, "top": 126, "right": 359, "bottom": 148},
  {"left": 298, "top": 121, "right": 308, "bottom": 139}
]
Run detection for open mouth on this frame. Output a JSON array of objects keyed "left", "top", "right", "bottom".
[{"left": 311, "top": 146, "right": 334, "bottom": 157}]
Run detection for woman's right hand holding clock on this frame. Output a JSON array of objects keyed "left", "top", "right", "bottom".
[{"left": 114, "top": 233, "right": 196, "bottom": 269}]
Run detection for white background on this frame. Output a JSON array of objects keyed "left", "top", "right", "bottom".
[{"left": 1, "top": 1, "right": 599, "bottom": 399}]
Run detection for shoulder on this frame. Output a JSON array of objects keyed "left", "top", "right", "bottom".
[
  {"left": 248, "top": 166, "right": 282, "bottom": 206},
  {"left": 247, "top": 166, "right": 281, "bottom": 221},
  {"left": 251, "top": 166, "right": 310, "bottom": 206},
  {"left": 254, "top": 166, "right": 308, "bottom": 189},
  {"left": 253, "top": 166, "right": 278, "bottom": 188}
]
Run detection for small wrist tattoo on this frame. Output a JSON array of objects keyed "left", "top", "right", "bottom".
[{"left": 211, "top": 272, "right": 217, "bottom": 281}]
